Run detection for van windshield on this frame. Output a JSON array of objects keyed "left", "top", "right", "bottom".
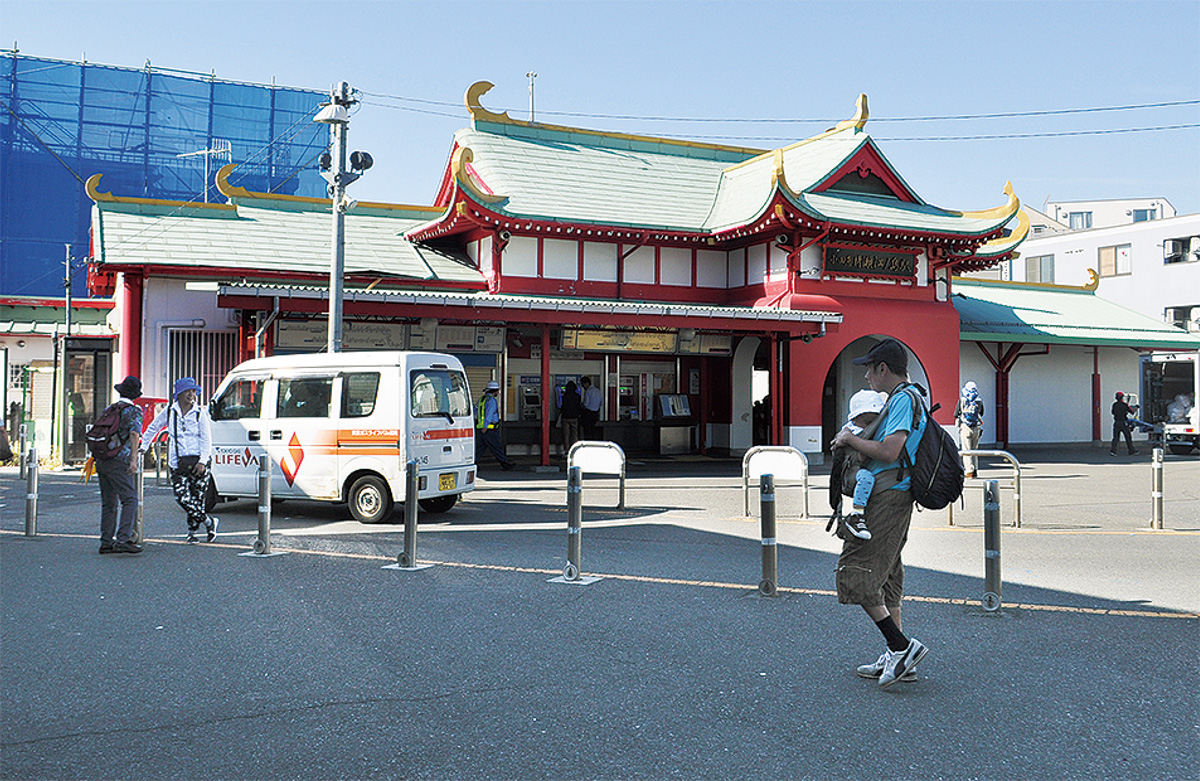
[{"left": 410, "top": 369, "right": 471, "bottom": 420}]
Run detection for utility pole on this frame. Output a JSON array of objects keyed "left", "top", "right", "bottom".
[
  {"left": 313, "top": 82, "right": 371, "bottom": 354},
  {"left": 60, "top": 244, "right": 72, "bottom": 465}
]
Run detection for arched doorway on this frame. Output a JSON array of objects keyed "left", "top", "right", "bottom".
[
  {"left": 820, "top": 335, "right": 930, "bottom": 453},
  {"left": 731, "top": 336, "right": 763, "bottom": 453}
]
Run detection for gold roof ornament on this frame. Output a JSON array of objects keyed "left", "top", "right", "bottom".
[
  {"left": 451, "top": 146, "right": 506, "bottom": 203},
  {"left": 834, "top": 94, "right": 869, "bottom": 133},
  {"left": 465, "top": 81, "right": 513, "bottom": 125},
  {"left": 955, "top": 182, "right": 1021, "bottom": 221}
]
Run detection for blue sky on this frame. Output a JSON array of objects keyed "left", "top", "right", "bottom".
[{"left": 4, "top": 0, "right": 1198, "bottom": 215}]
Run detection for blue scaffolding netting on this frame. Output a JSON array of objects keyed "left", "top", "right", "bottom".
[{"left": 1, "top": 53, "right": 330, "bottom": 297}]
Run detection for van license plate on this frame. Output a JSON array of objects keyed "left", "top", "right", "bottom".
[{"left": 438, "top": 473, "right": 456, "bottom": 491}]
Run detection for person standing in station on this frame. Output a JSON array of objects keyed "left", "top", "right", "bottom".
[
  {"left": 140, "top": 378, "right": 217, "bottom": 543},
  {"left": 579, "top": 376, "right": 603, "bottom": 440},
  {"left": 557, "top": 380, "right": 583, "bottom": 456},
  {"left": 475, "top": 381, "right": 515, "bottom": 470},
  {"left": 954, "top": 380, "right": 985, "bottom": 478},
  {"left": 95, "top": 376, "right": 144, "bottom": 555},
  {"left": 831, "top": 338, "right": 930, "bottom": 689},
  {"left": 1110, "top": 391, "right": 1139, "bottom": 456}
]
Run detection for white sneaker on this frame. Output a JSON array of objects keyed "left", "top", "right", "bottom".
[
  {"left": 856, "top": 650, "right": 917, "bottom": 681},
  {"left": 880, "top": 638, "right": 928, "bottom": 688},
  {"left": 206, "top": 516, "right": 219, "bottom": 543}
]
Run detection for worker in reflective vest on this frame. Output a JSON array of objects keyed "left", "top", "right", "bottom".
[{"left": 475, "top": 381, "right": 515, "bottom": 470}]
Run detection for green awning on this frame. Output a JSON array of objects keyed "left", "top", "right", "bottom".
[{"left": 952, "top": 278, "right": 1200, "bottom": 349}]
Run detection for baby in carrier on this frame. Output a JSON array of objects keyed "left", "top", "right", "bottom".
[{"left": 827, "top": 389, "right": 889, "bottom": 541}]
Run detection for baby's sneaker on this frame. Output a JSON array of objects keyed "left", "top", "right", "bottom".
[{"left": 842, "top": 513, "right": 871, "bottom": 540}]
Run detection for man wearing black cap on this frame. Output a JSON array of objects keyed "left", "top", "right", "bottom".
[
  {"left": 96, "top": 376, "right": 144, "bottom": 554},
  {"left": 1109, "top": 392, "right": 1139, "bottom": 456},
  {"left": 832, "top": 338, "right": 929, "bottom": 688}
]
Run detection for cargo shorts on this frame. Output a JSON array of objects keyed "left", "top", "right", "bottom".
[{"left": 836, "top": 486, "right": 914, "bottom": 607}]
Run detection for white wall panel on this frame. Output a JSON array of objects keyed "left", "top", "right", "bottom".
[
  {"left": 769, "top": 244, "right": 788, "bottom": 280},
  {"left": 543, "top": 238, "right": 578, "bottom": 280},
  {"left": 504, "top": 236, "right": 538, "bottom": 277},
  {"left": 727, "top": 248, "right": 746, "bottom": 288},
  {"left": 583, "top": 241, "right": 617, "bottom": 282},
  {"left": 748, "top": 243, "right": 767, "bottom": 284},
  {"left": 697, "top": 250, "right": 725, "bottom": 288},
  {"left": 624, "top": 245, "right": 655, "bottom": 284},
  {"left": 660, "top": 247, "right": 691, "bottom": 286}
]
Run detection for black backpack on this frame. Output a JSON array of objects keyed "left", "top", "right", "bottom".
[
  {"left": 895, "top": 385, "right": 965, "bottom": 510},
  {"left": 86, "top": 403, "right": 126, "bottom": 460}
]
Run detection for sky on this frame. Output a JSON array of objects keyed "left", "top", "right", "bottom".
[{"left": 3, "top": 0, "right": 1198, "bottom": 216}]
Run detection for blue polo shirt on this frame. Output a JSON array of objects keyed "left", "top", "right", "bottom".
[{"left": 866, "top": 387, "right": 926, "bottom": 492}]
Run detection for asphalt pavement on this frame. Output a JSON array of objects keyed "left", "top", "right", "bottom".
[{"left": 2, "top": 447, "right": 1197, "bottom": 780}]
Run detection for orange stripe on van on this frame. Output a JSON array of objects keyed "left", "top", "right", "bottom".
[{"left": 423, "top": 428, "right": 474, "bottom": 440}]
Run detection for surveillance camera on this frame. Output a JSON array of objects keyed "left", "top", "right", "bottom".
[
  {"left": 801, "top": 333, "right": 814, "bottom": 344},
  {"left": 499, "top": 230, "right": 512, "bottom": 242},
  {"left": 775, "top": 234, "right": 790, "bottom": 246}
]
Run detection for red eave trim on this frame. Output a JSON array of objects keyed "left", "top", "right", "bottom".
[
  {"left": 0, "top": 296, "right": 115, "bottom": 309},
  {"left": 95, "top": 264, "right": 486, "bottom": 291}
]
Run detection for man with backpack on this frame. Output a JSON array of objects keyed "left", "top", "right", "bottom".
[
  {"left": 93, "top": 376, "right": 144, "bottom": 555},
  {"left": 955, "top": 381, "right": 985, "bottom": 478},
  {"left": 831, "top": 338, "right": 930, "bottom": 689}
]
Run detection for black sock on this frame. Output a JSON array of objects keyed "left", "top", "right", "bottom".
[{"left": 875, "top": 616, "right": 909, "bottom": 652}]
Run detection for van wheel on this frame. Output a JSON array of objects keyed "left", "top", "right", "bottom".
[
  {"left": 419, "top": 494, "right": 457, "bottom": 514},
  {"left": 204, "top": 480, "right": 220, "bottom": 513},
  {"left": 349, "top": 475, "right": 393, "bottom": 524}
]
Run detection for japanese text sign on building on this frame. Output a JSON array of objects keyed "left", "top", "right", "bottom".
[{"left": 823, "top": 245, "right": 916, "bottom": 280}]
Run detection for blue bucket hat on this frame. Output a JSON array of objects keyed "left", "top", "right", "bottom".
[{"left": 174, "top": 377, "right": 202, "bottom": 398}]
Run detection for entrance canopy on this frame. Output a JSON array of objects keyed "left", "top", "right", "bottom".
[{"left": 218, "top": 282, "right": 843, "bottom": 334}]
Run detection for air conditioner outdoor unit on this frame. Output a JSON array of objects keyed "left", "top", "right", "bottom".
[
  {"left": 1190, "top": 236, "right": 1200, "bottom": 257},
  {"left": 1163, "top": 239, "right": 1184, "bottom": 260}
]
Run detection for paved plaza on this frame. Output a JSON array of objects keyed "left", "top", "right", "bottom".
[{"left": 2, "top": 448, "right": 1197, "bottom": 780}]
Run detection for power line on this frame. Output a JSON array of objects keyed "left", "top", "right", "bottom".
[
  {"left": 653, "top": 124, "right": 1200, "bottom": 144},
  {"left": 360, "top": 90, "right": 1199, "bottom": 124}
]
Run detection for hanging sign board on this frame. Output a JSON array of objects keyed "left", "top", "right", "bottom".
[
  {"left": 823, "top": 245, "right": 916, "bottom": 280},
  {"left": 561, "top": 329, "right": 678, "bottom": 354}
]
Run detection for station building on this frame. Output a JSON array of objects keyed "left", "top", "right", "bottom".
[{"left": 79, "top": 82, "right": 1200, "bottom": 465}]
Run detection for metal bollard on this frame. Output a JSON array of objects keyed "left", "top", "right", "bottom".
[
  {"left": 134, "top": 467, "right": 145, "bottom": 544},
  {"left": 398, "top": 461, "right": 420, "bottom": 568},
  {"left": 564, "top": 465, "right": 583, "bottom": 581},
  {"left": 25, "top": 446, "right": 38, "bottom": 537},
  {"left": 18, "top": 425, "right": 28, "bottom": 480},
  {"left": 982, "top": 480, "right": 1001, "bottom": 612},
  {"left": 254, "top": 455, "right": 272, "bottom": 554},
  {"left": 1151, "top": 447, "right": 1163, "bottom": 530},
  {"left": 758, "top": 474, "right": 778, "bottom": 596}
]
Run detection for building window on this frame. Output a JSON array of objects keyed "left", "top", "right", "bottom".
[
  {"left": 1098, "top": 243, "right": 1132, "bottom": 277},
  {"left": 1163, "top": 236, "right": 1199, "bottom": 265},
  {"left": 1068, "top": 211, "right": 1093, "bottom": 230},
  {"left": 1025, "top": 254, "right": 1054, "bottom": 283},
  {"left": 1132, "top": 208, "right": 1157, "bottom": 223}
]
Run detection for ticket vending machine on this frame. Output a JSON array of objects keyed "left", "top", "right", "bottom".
[
  {"left": 618, "top": 376, "right": 639, "bottom": 420},
  {"left": 519, "top": 377, "right": 541, "bottom": 421}
]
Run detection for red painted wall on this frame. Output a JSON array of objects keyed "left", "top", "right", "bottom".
[{"left": 786, "top": 294, "right": 962, "bottom": 433}]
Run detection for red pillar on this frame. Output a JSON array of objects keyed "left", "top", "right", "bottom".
[
  {"left": 120, "top": 272, "right": 143, "bottom": 382},
  {"left": 1092, "top": 347, "right": 1102, "bottom": 442},
  {"left": 540, "top": 324, "right": 551, "bottom": 466}
]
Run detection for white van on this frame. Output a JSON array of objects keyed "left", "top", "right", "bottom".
[{"left": 207, "top": 351, "right": 476, "bottom": 522}]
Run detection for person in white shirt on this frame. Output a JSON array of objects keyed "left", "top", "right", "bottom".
[
  {"left": 579, "top": 376, "right": 604, "bottom": 440},
  {"left": 140, "top": 377, "right": 217, "bottom": 544}
]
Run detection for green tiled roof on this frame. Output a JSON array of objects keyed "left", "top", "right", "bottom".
[
  {"left": 953, "top": 279, "right": 1200, "bottom": 349},
  {"left": 450, "top": 119, "right": 1017, "bottom": 238},
  {"left": 95, "top": 201, "right": 483, "bottom": 285},
  {"left": 1, "top": 301, "right": 113, "bottom": 336}
]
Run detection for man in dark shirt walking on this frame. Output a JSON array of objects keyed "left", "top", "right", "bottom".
[
  {"left": 96, "top": 376, "right": 144, "bottom": 554},
  {"left": 1110, "top": 391, "right": 1139, "bottom": 456}
]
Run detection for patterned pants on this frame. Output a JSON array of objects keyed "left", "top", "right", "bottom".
[{"left": 172, "top": 468, "right": 213, "bottom": 533}]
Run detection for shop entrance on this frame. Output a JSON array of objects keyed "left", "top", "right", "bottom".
[{"left": 64, "top": 337, "right": 113, "bottom": 464}]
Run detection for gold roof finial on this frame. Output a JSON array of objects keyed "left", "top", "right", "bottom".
[{"left": 835, "top": 94, "right": 869, "bottom": 132}]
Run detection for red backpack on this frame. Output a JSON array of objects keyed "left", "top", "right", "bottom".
[{"left": 86, "top": 403, "right": 126, "bottom": 460}]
